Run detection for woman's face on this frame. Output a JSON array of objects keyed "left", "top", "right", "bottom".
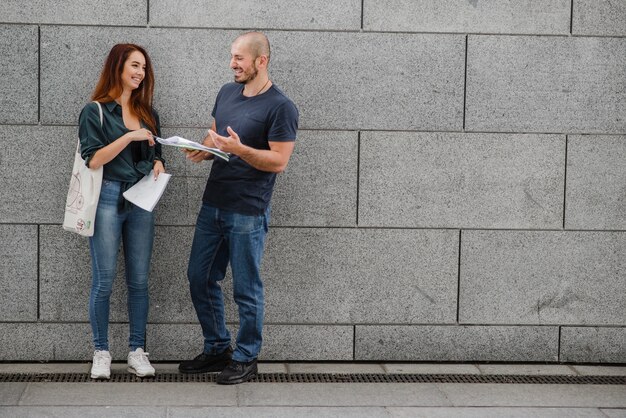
[{"left": 121, "top": 50, "right": 146, "bottom": 92}]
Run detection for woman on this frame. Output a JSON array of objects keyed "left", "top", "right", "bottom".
[{"left": 78, "top": 44, "right": 165, "bottom": 379}]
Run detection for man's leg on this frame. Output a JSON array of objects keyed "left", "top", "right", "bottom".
[
  {"left": 216, "top": 207, "right": 268, "bottom": 384},
  {"left": 181, "top": 204, "right": 232, "bottom": 373}
]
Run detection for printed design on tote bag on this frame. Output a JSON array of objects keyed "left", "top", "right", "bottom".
[{"left": 66, "top": 171, "right": 85, "bottom": 213}]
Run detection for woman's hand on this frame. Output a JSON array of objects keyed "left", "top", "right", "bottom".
[
  {"left": 127, "top": 128, "right": 155, "bottom": 146},
  {"left": 153, "top": 160, "right": 165, "bottom": 179}
]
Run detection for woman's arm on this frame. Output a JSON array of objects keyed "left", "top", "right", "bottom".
[{"left": 88, "top": 128, "right": 155, "bottom": 170}]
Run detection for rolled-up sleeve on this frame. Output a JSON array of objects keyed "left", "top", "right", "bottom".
[{"left": 78, "top": 102, "right": 106, "bottom": 168}]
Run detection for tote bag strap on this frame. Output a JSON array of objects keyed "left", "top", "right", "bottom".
[
  {"left": 93, "top": 101, "right": 103, "bottom": 127},
  {"left": 76, "top": 101, "right": 104, "bottom": 154}
]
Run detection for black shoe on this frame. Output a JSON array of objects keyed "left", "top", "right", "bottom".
[
  {"left": 178, "top": 347, "right": 232, "bottom": 374},
  {"left": 216, "top": 359, "right": 258, "bottom": 385}
]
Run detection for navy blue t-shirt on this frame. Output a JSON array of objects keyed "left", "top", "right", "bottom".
[{"left": 203, "top": 82, "right": 299, "bottom": 215}]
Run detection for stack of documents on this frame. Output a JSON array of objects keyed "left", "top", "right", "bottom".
[
  {"left": 123, "top": 170, "right": 171, "bottom": 212},
  {"left": 155, "top": 136, "right": 230, "bottom": 161}
]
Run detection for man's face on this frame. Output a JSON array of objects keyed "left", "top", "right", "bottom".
[{"left": 230, "top": 40, "right": 257, "bottom": 84}]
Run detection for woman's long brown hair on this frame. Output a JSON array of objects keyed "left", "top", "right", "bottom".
[{"left": 91, "top": 43, "right": 157, "bottom": 134}]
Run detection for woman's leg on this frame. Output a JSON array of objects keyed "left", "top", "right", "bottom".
[{"left": 88, "top": 180, "right": 125, "bottom": 351}]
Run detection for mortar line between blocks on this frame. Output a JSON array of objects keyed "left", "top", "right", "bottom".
[
  {"left": 37, "top": 25, "right": 41, "bottom": 122},
  {"left": 558, "top": 325, "right": 562, "bottom": 362},
  {"left": 463, "top": 34, "right": 468, "bottom": 131},
  {"left": 353, "top": 324, "right": 357, "bottom": 360},
  {"left": 356, "top": 131, "right": 361, "bottom": 226},
  {"left": 456, "top": 229, "right": 462, "bottom": 324},
  {"left": 570, "top": 0, "right": 574, "bottom": 35},
  {"left": 562, "top": 135, "right": 568, "bottom": 229},
  {"left": 37, "top": 225, "right": 41, "bottom": 320},
  {"left": 360, "top": 0, "right": 364, "bottom": 31}
]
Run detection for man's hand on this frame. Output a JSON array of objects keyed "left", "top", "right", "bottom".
[
  {"left": 209, "top": 126, "right": 242, "bottom": 155},
  {"left": 183, "top": 148, "right": 211, "bottom": 163}
]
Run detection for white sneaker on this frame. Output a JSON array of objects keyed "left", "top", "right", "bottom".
[
  {"left": 90, "top": 350, "right": 111, "bottom": 380},
  {"left": 127, "top": 348, "right": 155, "bottom": 377}
]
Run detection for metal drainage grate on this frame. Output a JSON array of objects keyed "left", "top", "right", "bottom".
[{"left": 1, "top": 373, "right": 625, "bottom": 384}]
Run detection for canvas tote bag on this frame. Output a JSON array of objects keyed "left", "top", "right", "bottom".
[{"left": 62, "top": 101, "right": 104, "bottom": 236}]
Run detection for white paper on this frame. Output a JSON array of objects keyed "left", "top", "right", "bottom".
[
  {"left": 123, "top": 170, "right": 171, "bottom": 212},
  {"left": 155, "top": 136, "right": 230, "bottom": 161}
]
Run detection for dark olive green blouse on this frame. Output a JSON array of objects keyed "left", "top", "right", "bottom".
[{"left": 78, "top": 101, "right": 164, "bottom": 187}]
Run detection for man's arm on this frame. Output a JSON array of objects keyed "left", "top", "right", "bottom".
[{"left": 209, "top": 126, "right": 295, "bottom": 173}]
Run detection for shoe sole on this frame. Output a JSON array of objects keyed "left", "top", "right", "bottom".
[
  {"left": 127, "top": 367, "right": 155, "bottom": 378},
  {"left": 90, "top": 373, "right": 110, "bottom": 380},
  {"left": 178, "top": 360, "right": 230, "bottom": 374},
  {"left": 216, "top": 371, "right": 257, "bottom": 385}
]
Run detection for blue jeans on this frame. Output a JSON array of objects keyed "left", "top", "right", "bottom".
[
  {"left": 88, "top": 180, "right": 154, "bottom": 351},
  {"left": 187, "top": 203, "right": 269, "bottom": 362}
]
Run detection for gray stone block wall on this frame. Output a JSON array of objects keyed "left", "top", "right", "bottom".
[{"left": 1, "top": 1, "right": 625, "bottom": 364}]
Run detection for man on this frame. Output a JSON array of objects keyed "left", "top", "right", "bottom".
[{"left": 179, "top": 32, "right": 298, "bottom": 385}]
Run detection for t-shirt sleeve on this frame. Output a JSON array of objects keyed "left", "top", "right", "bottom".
[
  {"left": 268, "top": 100, "right": 299, "bottom": 142},
  {"left": 78, "top": 102, "right": 106, "bottom": 167},
  {"left": 211, "top": 85, "right": 225, "bottom": 119}
]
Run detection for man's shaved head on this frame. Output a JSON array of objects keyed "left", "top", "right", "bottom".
[{"left": 234, "top": 31, "right": 271, "bottom": 63}]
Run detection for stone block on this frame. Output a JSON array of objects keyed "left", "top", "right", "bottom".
[
  {"left": 382, "top": 364, "right": 481, "bottom": 375},
  {"left": 41, "top": 26, "right": 145, "bottom": 125},
  {"left": 0, "top": 1, "right": 146, "bottom": 25},
  {"left": 42, "top": 27, "right": 465, "bottom": 131},
  {"left": 0, "top": 125, "right": 77, "bottom": 223},
  {"left": 0, "top": 407, "right": 167, "bottom": 417},
  {"left": 170, "top": 407, "right": 389, "bottom": 418},
  {"left": 148, "top": 226, "right": 197, "bottom": 322},
  {"left": 288, "top": 363, "right": 385, "bottom": 374},
  {"left": 0, "top": 322, "right": 128, "bottom": 361},
  {"left": 573, "top": 0, "right": 626, "bottom": 36},
  {"left": 437, "top": 384, "right": 626, "bottom": 408},
  {"left": 476, "top": 364, "right": 576, "bottom": 375},
  {"left": 186, "top": 176, "right": 207, "bottom": 225},
  {"left": 359, "top": 132, "right": 565, "bottom": 228},
  {"left": 41, "top": 225, "right": 204, "bottom": 323},
  {"left": 355, "top": 325, "right": 558, "bottom": 361},
  {"left": 0, "top": 384, "right": 27, "bottom": 406},
  {"left": 270, "top": 31, "right": 465, "bottom": 130},
  {"left": 18, "top": 383, "right": 236, "bottom": 406},
  {"left": 572, "top": 366, "right": 626, "bottom": 376},
  {"left": 602, "top": 409, "right": 626, "bottom": 418},
  {"left": 41, "top": 26, "right": 232, "bottom": 127},
  {"left": 363, "top": 0, "right": 570, "bottom": 34},
  {"left": 39, "top": 225, "right": 126, "bottom": 322},
  {"left": 459, "top": 230, "right": 626, "bottom": 325},
  {"left": 566, "top": 135, "right": 626, "bottom": 230},
  {"left": 147, "top": 323, "right": 353, "bottom": 361},
  {"left": 561, "top": 327, "right": 626, "bottom": 363},
  {"left": 272, "top": 130, "right": 358, "bottom": 227},
  {"left": 146, "top": 324, "right": 204, "bottom": 361},
  {"left": 466, "top": 36, "right": 626, "bottom": 134},
  {"left": 150, "top": 0, "right": 361, "bottom": 30},
  {"left": 0, "top": 25, "right": 38, "bottom": 124},
  {"left": 263, "top": 228, "right": 458, "bottom": 324},
  {"left": 154, "top": 176, "right": 189, "bottom": 226},
  {"left": 237, "top": 383, "right": 450, "bottom": 407},
  {"left": 260, "top": 325, "right": 353, "bottom": 361},
  {"left": 0, "top": 225, "right": 37, "bottom": 321}
]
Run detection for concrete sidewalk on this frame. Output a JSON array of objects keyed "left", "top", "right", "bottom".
[{"left": 1, "top": 362, "right": 625, "bottom": 417}]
